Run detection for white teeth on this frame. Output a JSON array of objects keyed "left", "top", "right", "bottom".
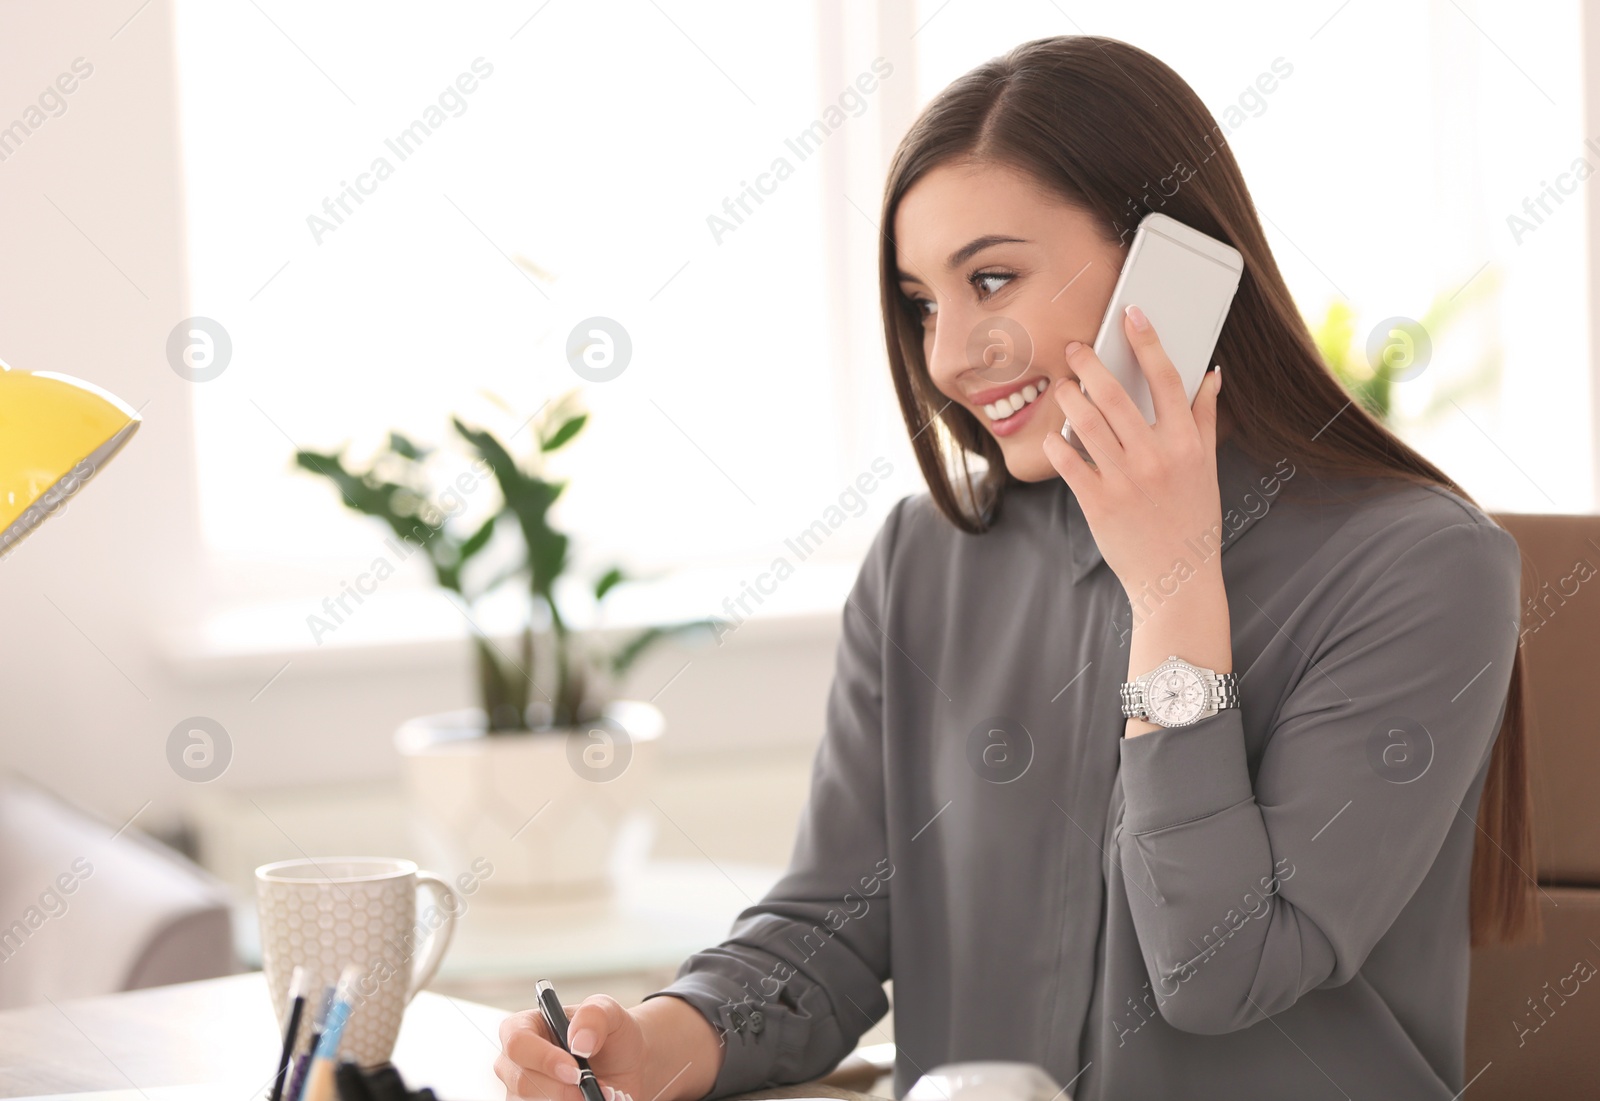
[{"left": 982, "top": 378, "right": 1050, "bottom": 423}]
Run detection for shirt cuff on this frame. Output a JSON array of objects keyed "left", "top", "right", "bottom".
[
  {"left": 1119, "top": 708, "right": 1253, "bottom": 834},
  {"left": 644, "top": 976, "right": 775, "bottom": 1101}
]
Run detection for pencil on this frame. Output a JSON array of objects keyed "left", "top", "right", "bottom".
[
  {"left": 287, "top": 983, "right": 336, "bottom": 1101},
  {"left": 302, "top": 966, "right": 361, "bottom": 1101}
]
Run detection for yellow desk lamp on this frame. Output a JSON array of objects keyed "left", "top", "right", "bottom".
[{"left": 0, "top": 358, "right": 141, "bottom": 557}]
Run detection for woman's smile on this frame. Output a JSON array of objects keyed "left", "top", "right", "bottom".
[{"left": 967, "top": 374, "right": 1052, "bottom": 436}]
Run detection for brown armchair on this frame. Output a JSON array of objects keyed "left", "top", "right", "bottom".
[{"left": 1465, "top": 513, "right": 1600, "bottom": 1098}]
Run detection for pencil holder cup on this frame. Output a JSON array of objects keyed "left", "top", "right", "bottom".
[{"left": 257, "top": 856, "right": 458, "bottom": 1066}]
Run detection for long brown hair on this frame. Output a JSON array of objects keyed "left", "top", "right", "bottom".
[{"left": 877, "top": 35, "right": 1538, "bottom": 946}]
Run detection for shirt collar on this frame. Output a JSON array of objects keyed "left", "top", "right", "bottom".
[{"left": 1062, "top": 433, "right": 1280, "bottom": 585}]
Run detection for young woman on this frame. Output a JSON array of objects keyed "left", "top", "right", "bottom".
[{"left": 497, "top": 35, "right": 1536, "bottom": 1101}]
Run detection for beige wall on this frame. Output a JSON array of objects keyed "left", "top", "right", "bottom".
[{"left": 1, "top": 0, "right": 203, "bottom": 825}]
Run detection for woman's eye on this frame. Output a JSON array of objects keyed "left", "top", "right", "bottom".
[
  {"left": 902, "top": 272, "right": 1011, "bottom": 325},
  {"left": 971, "top": 270, "right": 1015, "bottom": 297}
]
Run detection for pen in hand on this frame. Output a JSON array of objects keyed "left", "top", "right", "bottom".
[{"left": 536, "top": 979, "right": 607, "bottom": 1101}]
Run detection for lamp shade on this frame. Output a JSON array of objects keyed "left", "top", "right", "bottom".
[{"left": 0, "top": 360, "right": 140, "bottom": 558}]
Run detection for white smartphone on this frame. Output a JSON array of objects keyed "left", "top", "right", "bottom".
[{"left": 1061, "top": 211, "right": 1243, "bottom": 460}]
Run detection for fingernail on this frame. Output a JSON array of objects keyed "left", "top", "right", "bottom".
[
  {"left": 1065, "top": 340, "right": 1083, "bottom": 356},
  {"left": 1125, "top": 304, "right": 1149, "bottom": 331},
  {"left": 1214, "top": 362, "right": 1222, "bottom": 391},
  {"left": 556, "top": 1064, "right": 582, "bottom": 1086},
  {"left": 569, "top": 1030, "right": 597, "bottom": 1058}
]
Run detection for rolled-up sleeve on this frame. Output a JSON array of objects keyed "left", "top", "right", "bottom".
[
  {"left": 645, "top": 497, "right": 904, "bottom": 1098},
  {"left": 1112, "top": 517, "right": 1521, "bottom": 1035}
]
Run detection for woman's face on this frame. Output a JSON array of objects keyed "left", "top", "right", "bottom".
[{"left": 893, "top": 159, "right": 1124, "bottom": 482}]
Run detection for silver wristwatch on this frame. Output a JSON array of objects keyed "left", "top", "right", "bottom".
[{"left": 1120, "top": 655, "right": 1239, "bottom": 729}]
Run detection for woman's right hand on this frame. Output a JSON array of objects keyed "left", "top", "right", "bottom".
[{"left": 497, "top": 992, "right": 725, "bottom": 1101}]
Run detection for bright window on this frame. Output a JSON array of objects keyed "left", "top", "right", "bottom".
[{"left": 174, "top": 1, "right": 917, "bottom": 637}]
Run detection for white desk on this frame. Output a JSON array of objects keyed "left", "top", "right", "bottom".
[
  {"left": 0, "top": 973, "right": 881, "bottom": 1101},
  {"left": 0, "top": 973, "right": 507, "bottom": 1100}
]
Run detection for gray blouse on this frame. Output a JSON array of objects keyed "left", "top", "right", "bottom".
[{"left": 649, "top": 434, "right": 1523, "bottom": 1101}]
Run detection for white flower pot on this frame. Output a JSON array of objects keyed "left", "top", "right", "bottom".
[{"left": 394, "top": 700, "right": 663, "bottom": 897}]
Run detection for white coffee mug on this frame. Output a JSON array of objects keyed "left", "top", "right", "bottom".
[{"left": 257, "top": 857, "right": 458, "bottom": 1067}]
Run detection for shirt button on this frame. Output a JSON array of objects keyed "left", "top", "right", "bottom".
[{"left": 747, "top": 1011, "right": 765, "bottom": 1034}]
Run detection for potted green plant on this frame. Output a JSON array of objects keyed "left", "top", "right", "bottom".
[{"left": 295, "top": 394, "right": 709, "bottom": 895}]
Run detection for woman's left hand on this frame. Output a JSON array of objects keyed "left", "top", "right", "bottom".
[{"left": 1040, "top": 304, "right": 1225, "bottom": 601}]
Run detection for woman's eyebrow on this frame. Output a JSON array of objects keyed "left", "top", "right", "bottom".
[
  {"left": 946, "top": 234, "right": 1028, "bottom": 268},
  {"left": 895, "top": 234, "right": 1030, "bottom": 283}
]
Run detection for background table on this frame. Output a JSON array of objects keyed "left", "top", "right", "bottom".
[{"left": 0, "top": 973, "right": 880, "bottom": 1101}]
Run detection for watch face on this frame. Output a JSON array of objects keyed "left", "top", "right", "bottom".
[{"left": 1148, "top": 665, "right": 1207, "bottom": 726}]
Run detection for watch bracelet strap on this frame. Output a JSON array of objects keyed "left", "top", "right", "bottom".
[{"left": 1120, "top": 671, "right": 1240, "bottom": 718}]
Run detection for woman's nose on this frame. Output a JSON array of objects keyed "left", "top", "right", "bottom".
[
  {"left": 924, "top": 303, "right": 973, "bottom": 387},
  {"left": 932, "top": 311, "right": 1036, "bottom": 392}
]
